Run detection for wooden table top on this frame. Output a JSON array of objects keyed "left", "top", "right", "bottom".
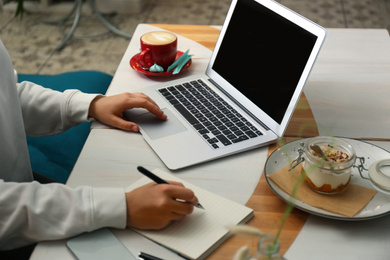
[{"left": 151, "top": 24, "right": 315, "bottom": 258}]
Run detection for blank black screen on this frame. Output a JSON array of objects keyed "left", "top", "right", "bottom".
[{"left": 212, "top": 0, "right": 317, "bottom": 124}]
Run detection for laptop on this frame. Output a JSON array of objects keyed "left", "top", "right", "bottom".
[{"left": 125, "top": 0, "right": 326, "bottom": 170}]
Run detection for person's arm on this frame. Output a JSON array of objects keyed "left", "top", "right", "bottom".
[
  {"left": 0, "top": 180, "right": 198, "bottom": 250},
  {"left": 0, "top": 180, "right": 126, "bottom": 250},
  {"left": 18, "top": 80, "right": 167, "bottom": 135},
  {"left": 17, "top": 81, "right": 98, "bottom": 136}
]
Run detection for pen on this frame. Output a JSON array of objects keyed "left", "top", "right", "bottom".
[
  {"left": 138, "top": 252, "right": 164, "bottom": 260},
  {"left": 137, "top": 166, "right": 204, "bottom": 209}
]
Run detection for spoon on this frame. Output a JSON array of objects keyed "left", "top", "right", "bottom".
[
  {"left": 140, "top": 65, "right": 149, "bottom": 71},
  {"left": 310, "top": 144, "right": 329, "bottom": 161}
]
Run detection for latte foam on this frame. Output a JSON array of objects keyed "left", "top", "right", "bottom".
[{"left": 141, "top": 31, "right": 177, "bottom": 45}]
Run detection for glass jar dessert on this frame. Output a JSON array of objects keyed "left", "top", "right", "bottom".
[{"left": 302, "top": 136, "right": 356, "bottom": 194}]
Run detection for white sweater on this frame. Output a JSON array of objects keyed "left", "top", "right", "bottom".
[{"left": 0, "top": 40, "right": 126, "bottom": 250}]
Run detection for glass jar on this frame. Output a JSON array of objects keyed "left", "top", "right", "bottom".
[
  {"left": 302, "top": 136, "right": 356, "bottom": 194},
  {"left": 249, "top": 234, "right": 285, "bottom": 260}
]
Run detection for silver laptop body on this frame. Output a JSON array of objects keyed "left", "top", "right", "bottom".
[{"left": 125, "top": 0, "right": 326, "bottom": 170}]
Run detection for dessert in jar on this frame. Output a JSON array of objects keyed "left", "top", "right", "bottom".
[{"left": 302, "top": 136, "right": 356, "bottom": 194}]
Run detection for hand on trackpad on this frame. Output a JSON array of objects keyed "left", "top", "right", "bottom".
[{"left": 132, "top": 108, "right": 188, "bottom": 140}]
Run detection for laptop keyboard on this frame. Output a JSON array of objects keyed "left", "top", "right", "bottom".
[{"left": 158, "top": 79, "right": 263, "bottom": 149}]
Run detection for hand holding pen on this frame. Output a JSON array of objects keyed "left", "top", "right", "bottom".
[
  {"left": 137, "top": 166, "right": 204, "bottom": 209},
  {"left": 124, "top": 167, "right": 203, "bottom": 230}
]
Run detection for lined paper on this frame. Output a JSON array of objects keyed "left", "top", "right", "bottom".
[{"left": 125, "top": 169, "right": 254, "bottom": 260}]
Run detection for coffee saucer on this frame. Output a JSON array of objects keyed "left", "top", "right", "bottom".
[{"left": 130, "top": 51, "right": 192, "bottom": 76}]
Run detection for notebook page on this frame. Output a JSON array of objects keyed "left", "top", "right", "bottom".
[{"left": 125, "top": 169, "right": 254, "bottom": 260}]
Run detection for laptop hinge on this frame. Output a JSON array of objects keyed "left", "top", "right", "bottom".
[{"left": 208, "top": 79, "right": 271, "bottom": 131}]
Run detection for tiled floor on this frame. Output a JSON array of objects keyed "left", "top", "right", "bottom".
[{"left": 1, "top": 0, "right": 390, "bottom": 75}]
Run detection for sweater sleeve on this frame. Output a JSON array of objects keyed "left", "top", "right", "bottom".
[
  {"left": 0, "top": 180, "right": 127, "bottom": 250},
  {"left": 17, "top": 81, "right": 99, "bottom": 136}
]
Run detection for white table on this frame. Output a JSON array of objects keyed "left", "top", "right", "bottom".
[
  {"left": 305, "top": 28, "right": 390, "bottom": 140},
  {"left": 31, "top": 24, "right": 269, "bottom": 260},
  {"left": 31, "top": 25, "right": 390, "bottom": 259}
]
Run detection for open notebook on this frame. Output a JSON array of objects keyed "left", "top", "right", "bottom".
[{"left": 125, "top": 169, "right": 254, "bottom": 260}]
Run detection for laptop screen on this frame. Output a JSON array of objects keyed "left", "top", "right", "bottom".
[{"left": 212, "top": 0, "right": 318, "bottom": 125}]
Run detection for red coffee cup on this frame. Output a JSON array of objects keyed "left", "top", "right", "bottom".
[{"left": 139, "top": 31, "right": 178, "bottom": 70}]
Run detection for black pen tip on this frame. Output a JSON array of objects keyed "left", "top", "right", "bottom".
[{"left": 196, "top": 204, "right": 205, "bottom": 210}]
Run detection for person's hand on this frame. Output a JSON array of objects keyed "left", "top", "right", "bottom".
[
  {"left": 125, "top": 181, "right": 199, "bottom": 230},
  {"left": 88, "top": 92, "right": 167, "bottom": 132}
]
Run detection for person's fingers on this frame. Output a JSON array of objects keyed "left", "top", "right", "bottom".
[
  {"left": 163, "top": 184, "right": 199, "bottom": 208},
  {"left": 125, "top": 93, "right": 167, "bottom": 120},
  {"left": 106, "top": 115, "right": 139, "bottom": 132},
  {"left": 170, "top": 200, "right": 196, "bottom": 216},
  {"left": 125, "top": 182, "right": 198, "bottom": 230},
  {"left": 165, "top": 181, "right": 185, "bottom": 187},
  {"left": 89, "top": 93, "right": 167, "bottom": 132}
]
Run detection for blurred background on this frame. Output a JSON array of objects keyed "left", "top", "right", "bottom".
[{"left": 1, "top": 0, "right": 389, "bottom": 75}]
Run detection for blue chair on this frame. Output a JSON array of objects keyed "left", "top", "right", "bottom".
[{"left": 18, "top": 71, "right": 112, "bottom": 183}]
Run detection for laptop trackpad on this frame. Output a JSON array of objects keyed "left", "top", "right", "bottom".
[{"left": 133, "top": 109, "right": 187, "bottom": 140}]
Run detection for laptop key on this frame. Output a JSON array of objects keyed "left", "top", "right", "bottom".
[
  {"left": 234, "top": 131, "right": 245, "bottom": 136},
  {"left": 220, "top": 117, "right": 230, "bottom": 124},
  {"left": 193, "top": 123, "right": 204, "bottom": 130},
  {"left": 225, "top": 121, "right": 234, "bottom": 127},
  {"left": 173, "top": 104, "right": 199, "bottom": 125},
  {"left": 194, "top": 113, "right": 204, "bottom": 118},
  {"left": 236, "top": 122, "right": 245, "bottom": 127},
  {"left": 208, "top": 138, "right": 218, "bottom": 144},
  {"left": 256, "top": 131, "right": 263, "bottom": 136},
  {"left": 207, "top": 125, "right": 217, "bottom": 131},
  {"left": 199, "top": 129, "right": 209, "bottom": 134},
  {"left": 216, "top": 135, "right": 232, "bottom": 146},
  {"left": 199, "top": 117, "right": 208, "bottom": 123},
  {"left": 222, "top": 129, "right": 232, "bottom": 135},
  {"left": 165, "top": 94, "right": 175, "bottom": 101},
  {"left": 203, "top": 121, "right": 212, "bottom": 127},
  {"left": 227, "top": 134, "right": 237, "bottom": 140},
  {"left": 229, "top": 125, "right": 238, "bottom": 131},
  {"left": 176, "top": 85, "right": 185, "bottom": 91},
  {"left": 159, "top": 90, "right": 170, "bottom": 96},
  {"left": 168, "top": 99, "right": 179, "bottom": 105},
  {"left": 232, "top": 135, "right": 249, "bottom": 143},
  {"left": 246, "top": 131, "right": 258, "bottom": 138},
  {"left": 212, "top": 130, "right": 221, "bottom": 135},
  {"left": 218, "top": 125, "right": 227, "bottom": 131}
]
